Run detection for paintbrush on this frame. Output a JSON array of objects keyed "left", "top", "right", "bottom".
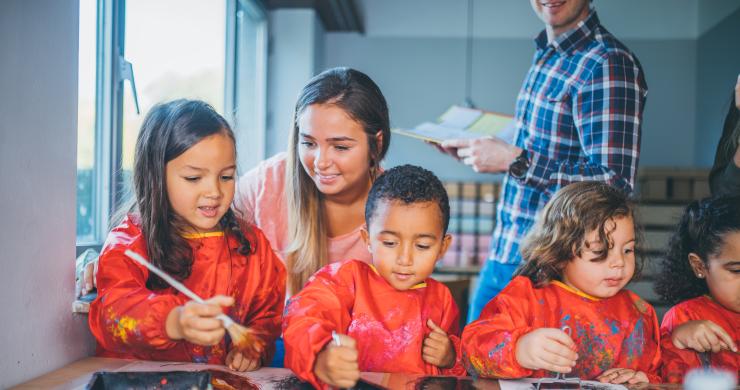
[{"left": 124, "top": 249, "right": 265, "bottom": 360}]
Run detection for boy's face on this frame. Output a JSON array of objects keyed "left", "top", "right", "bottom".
[{"left": 362, "top": 200, "right": 451, "bottom": 291}]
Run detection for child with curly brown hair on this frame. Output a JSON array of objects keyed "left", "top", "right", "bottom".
[{"left": 462, "top": 181, "right": 661, "bottom": 384}]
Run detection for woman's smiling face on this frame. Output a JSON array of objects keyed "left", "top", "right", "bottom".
[{"left": 297, "top": 103, "right": 376, "bottom": 201}]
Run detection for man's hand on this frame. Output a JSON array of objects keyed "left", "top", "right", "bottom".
[{"left": 440, "top": 137, "right": 522, "bottom": 173}]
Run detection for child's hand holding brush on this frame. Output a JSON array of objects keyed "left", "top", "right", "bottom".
[
  {"left": 165, "top": 295, "right": 235, "bottom": 346},
  {"left": 126, "top": 249, "right": 265, "bottom": 371}
]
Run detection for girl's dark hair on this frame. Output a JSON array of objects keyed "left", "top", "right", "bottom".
[
  {"left": 709, "top": 91, "right": 740, "bottom": 196},
  {"left": 655, "top": 195, "right": 740, "bottom": 305},
  {"left": 132, "top": 99, "right": 253, "bottom": 289},
  {"left": 515, "top": 181, "right": 642, "bottom": 287}
]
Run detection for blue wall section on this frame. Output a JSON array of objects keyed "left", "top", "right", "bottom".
[
  {"left": 695, "top": 7, "right": 740, "bottom": 167},
  {"left": 324, "top": 34, "right": 701, "bottom": 181}
]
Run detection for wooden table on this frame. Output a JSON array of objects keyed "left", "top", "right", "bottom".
[{"left": 11, "top": 357, "right": 691, "bottom": 389}]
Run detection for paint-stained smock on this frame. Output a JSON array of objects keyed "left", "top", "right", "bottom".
[
  {"left": 660, "top": 296, "right": 739, "bottom": 383},
  {"left": 462, "top": 276, "right": 661, "bottom": 382},
  {"left": 283, "top": 260, "right": 466, "bottom": 389},
  {"left": 89, "top": 215, "right": 286, "bottom": 365}
]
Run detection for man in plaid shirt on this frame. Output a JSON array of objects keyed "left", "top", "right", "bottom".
[{"left": 440, "top": 0, "right": 647, "bottom": 321}]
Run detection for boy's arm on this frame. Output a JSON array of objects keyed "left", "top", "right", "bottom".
[
  {"left": 88, "top": 243, "right": 187, "bottom": 353},
  {"left": 282, "top": 263, "right": 355, "bottom": 389},
  {"left": 237, "top": 228, "right": 287, "bottom": 366},
  {"left": 461, "top": 277, "right": 535, "bottom": 379}
]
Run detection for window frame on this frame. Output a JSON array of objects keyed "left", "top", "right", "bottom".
[
  {"left": 77, "top": 0, "right": 269, "bottom": 256},
  {"left": 226, "top": 0, "right": 269, "bottom": 172}
]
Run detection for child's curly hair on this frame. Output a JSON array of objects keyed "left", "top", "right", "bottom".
[
  {"left": 365, "top": 164, "right": 450, "bottom": 234},
  {"left": 655, "top": 195, "right": 740, "bottom": 305},
  {"left": 515, "top": 181, "right": 643, "bottom": 287}
]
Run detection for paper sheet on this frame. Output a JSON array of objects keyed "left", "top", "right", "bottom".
[
  {"left": 393, "top": 105, "right": 515, "bottom": 144},
  {"left": 498, "top": 378, "right": 628, "bottom": 390}
]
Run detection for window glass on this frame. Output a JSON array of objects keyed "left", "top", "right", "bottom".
[
  {"left": 120, "top": 0, "right": 226, "bottom": 196},
  {"left": 76, "top": 0, "right": 98, "bottom": 243}
]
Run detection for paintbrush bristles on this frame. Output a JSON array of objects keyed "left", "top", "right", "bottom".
[
  {"left": 124, "top": 249, "right": 264, "bottom": 358},
  {"left": 227, "top": 324, "right": 266, "bottom": 360}
]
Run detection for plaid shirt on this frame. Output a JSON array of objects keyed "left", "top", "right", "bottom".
[{"left": 489, "top": 10, "right": 647, "bottom": 265}]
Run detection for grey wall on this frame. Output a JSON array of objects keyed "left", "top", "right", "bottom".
[
  {"left": 323, "top": 34, "right": 700, "bottom": 180},
  {"left": 695, "top": 7, "right": 740, "bottom": 167},
  {"left": 265, "top": 9, "right": 325, "bottom": 160},
  {"left": 0, "top": 0, "right": 96, "bottom": 387}
]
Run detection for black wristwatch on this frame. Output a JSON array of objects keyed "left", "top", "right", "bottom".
[{"left": 508, "top": 149, "right": 530, "bottom": 180}]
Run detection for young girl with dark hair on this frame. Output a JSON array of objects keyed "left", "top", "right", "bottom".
[
  {"left": 462, "top": 181, "right": 661, "bottom": 385},
  {"left": 88, "top": 99, "right": 286, "bottom": 371},
  {"left": 655, "top": 196, "right": 740, "bottom": 383}
]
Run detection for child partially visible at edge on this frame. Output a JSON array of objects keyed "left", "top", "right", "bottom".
[
  {"left": 88, "top": 99, "right": 286, "bottom": 371},
  {"left": 655, "top": 195, "right": 739, "bottom": 383},
  {"left": 462, "top": 181, "right": 661, "bottom": 384},
  {"left": 282, "top": 165, "right": 466, "bottom": 389}
]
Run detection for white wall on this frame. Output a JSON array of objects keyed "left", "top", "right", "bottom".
[
  {"left": 0, "top": 0, "right": 96, "bottom": 387},
  {"left": 265, "top": 9, "right": 325, "bottom": 159}
]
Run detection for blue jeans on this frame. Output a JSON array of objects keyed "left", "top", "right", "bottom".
[
  {"left": 467, "top": 261, "right": 519, "bottom": 323},
  {"left": 269, "top": 337, "right": 285, "bottom": 367}
]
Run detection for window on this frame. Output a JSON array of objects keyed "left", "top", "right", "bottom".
[
  {"left": 77, "top": 0, "right": 98, "bottom": 245},
  {"left": 120, "top": 0, "right": 227, "bottom": 198},
  {"left": 229, "top": 0, "right": 268, "bottom": 170},
  {"left": 76, "top": 0, "right": 267, "bottom": 251}
]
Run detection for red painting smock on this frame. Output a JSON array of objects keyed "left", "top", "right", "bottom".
[
  {"left": 660, "top": 296, "right": 739, "bottom": 383},
  {"left": 89, "top": 215, "right": 286, "bottom": 365},
  {"left": 462, "top": 276, "right": 661, "bottom": 382},
  {"left": 283, "top": 259, "right": 466, "bottom": 389}
]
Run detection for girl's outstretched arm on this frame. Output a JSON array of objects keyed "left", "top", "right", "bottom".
[{"left": 88, "top": 225, "right": 189, "bottom": 353}]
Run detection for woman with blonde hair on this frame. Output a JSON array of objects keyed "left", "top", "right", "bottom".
[{"left": 235, "top": 67, "right": 391, "bottom": 295}]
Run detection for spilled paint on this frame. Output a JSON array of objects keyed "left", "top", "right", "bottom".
[
  {"left": 348, "top": 312, "right": 422, "bottom": 372},
  {"left": 106, "top": 308, "right": 139, "bottom": 344},
  {"left": 604, "top": 318, "right": 620, "bottom": 335},
  {"left": 573, "top": 320, "right": 614, "bottom": 377},
  {"left": 622, "top": 317, "right": 645, "bottom": 365}
]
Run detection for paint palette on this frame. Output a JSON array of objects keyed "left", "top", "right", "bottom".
[
  {"left": 85, "top": 370, "right": 259, "bottom": 390},
  {"left": 86, "top": 371, "right": 211, "bottom": 389},
  {"left": 411, "top": 376, "right": 499, "bottom": 389}
]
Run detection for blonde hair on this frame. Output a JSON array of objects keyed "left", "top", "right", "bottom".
[
  {"left": 515, "top": 181, "right": 642, "bottom": 287},
  {"left": 284, "top": 68, "right": 390, "bottom": 294}
]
